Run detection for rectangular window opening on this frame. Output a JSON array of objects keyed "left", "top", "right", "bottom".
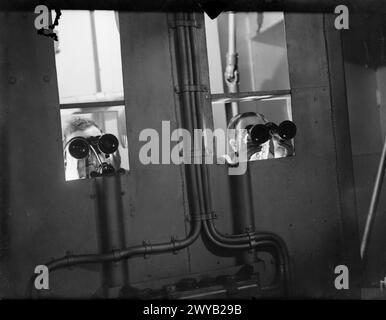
[
  {"left": 54, "top": 10, "right": 129, "bottom": 180},
  {"left": 205, "top": 12, "right": 295, "bottom": 163}
]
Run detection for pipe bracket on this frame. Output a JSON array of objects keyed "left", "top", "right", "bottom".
[
  {"left": 169, "top": 19, "right": 201, "bottom": 29},
  {"left": 174, "top": 85, "right": 208, "bottom": 94},
  {"left": 171, "top": 236, "right": 179, "bottom": 255},
  {"left": 112, "top": 249, "right": 122, "bottom": 261},
  {"left": 142, "top": 241, "right": 152, "bottom": 259},
  {"left": 190, "top": 212, "right": 216, "bottom": 221},
  {"left": 65, "top": 251, "right": 75, "bottom": 270},
  {"left": 246, "top": 232, "right": 255, "bottom": 253}
]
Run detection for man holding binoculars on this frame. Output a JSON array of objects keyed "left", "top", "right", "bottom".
[
  {"left": 63, "top": 117, "right": 121, "bottom": 181},
  {"left": 226, "top": 112, "right": 296, "bottom": 164}
]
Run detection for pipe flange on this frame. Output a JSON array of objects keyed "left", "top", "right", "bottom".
[
  {"left": 246, "top": 232, "right": 255, "bottom": 253},
  {"left": 201, "top": 213, "right": 214, "bottom": 221},
  {"left": 142, "top": 241, "right": 152, "bottom": 259},
  {"left": 112, "top": 249, "right": 122, "bottom": 262},
  {"left": 207, "top": 211, "right": 217, "bottom": 220},
  {"left": 190, "top": 211, "right": 216, "bottom": 221},
  {"left": 64, "top": 251, "right": 75, "bottom": 270},
  {"left": 190, "top": 214, "right": 202, "bottom": 221},
  {"left": 171, "top": 236, "right": 179, "bottom": 255}
]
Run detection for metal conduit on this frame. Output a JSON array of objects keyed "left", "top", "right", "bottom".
[
  {"left": 27, "top": 218, "right": 201, "bottom": 297},
  {"left": 186, "top": 11, "right": 290, "bottom": 292},
  {"left": 202, "top": 222, "right": 289, "bottom": 292},
  {"left": 225, "top": 12, "right": 240, "bottom": 117},
  {"left": 27, "top": 12, "right": 291, "bottom": 298}
]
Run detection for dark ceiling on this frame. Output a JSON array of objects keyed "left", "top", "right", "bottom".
[{"left": 0, "top": 0, "right": 386, "bottom": 13}]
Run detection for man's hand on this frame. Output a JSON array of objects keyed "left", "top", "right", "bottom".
[{"left": 272, "top": 135, "right": 294, "bottom": 158}]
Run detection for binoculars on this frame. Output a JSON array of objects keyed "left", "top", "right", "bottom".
[
  {"left": 247, "top": 120, "right": 297, "bottom": 145},
  {"left": 68, "top": 134, "right": 119, "bottom": 160}
]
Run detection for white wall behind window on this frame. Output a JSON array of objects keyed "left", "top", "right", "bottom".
[
  {"left": 55, "top": 11, "right": 124, "bottom": 103},
  {"left": 205, "top": 12, "right": 289, "bottom": 94},
  {"left": 94, "top": 11, "right": 123, "bottom": 98}
]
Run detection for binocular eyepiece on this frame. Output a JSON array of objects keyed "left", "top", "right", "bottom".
[
  {"left": 247, "top": 120, "right": 297, "bottom": 145},
  {"left": 68, "top": 134, "right": 119, "bottom": 160}
]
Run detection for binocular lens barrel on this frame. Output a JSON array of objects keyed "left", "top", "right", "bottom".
[
  {"left": 249, "top": 124, "right": 271, "bottom": 145},
  {"left": 68, "top": 138, "right": 90, "bottom": 159},
  {"left": 68, "top": 134, "right": 119, "bottom": 159},
  {"left": 278, "top": 120, "right": 297, "bottom": 140},
  {"left": 98, "top": 134, "right": 119, "bottom": 155},
  {"left": 248, "top": 120, "right": 297, "bottom": 145}
]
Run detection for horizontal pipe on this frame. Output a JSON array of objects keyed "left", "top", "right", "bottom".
[
  {"left": 211, "top": 90, "right": 291, "bottom": 104},
  {"left": 206, "top": 218, "right": 283, "bottom": 244},
  {"left": 1, "top": 0, "right": 386, "bottom": 13},
  {"left": 27, "top": 215, "right": 292, "bottom": 297},
  {"left": 60, "top": 100, "right": 125, "bottom": 109},
  {"left": 26, "top": 218, "right": 201, "bottom": 297},
  {"left": 203, "top": 220, "right": 291, "bottom": 294}
]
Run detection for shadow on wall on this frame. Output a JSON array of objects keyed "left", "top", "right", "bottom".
[
  {"left": 0, "top": 103, "right": 10, "bottom": 296},
  {"left": 343, "top": 13, "right": 386, "bottom": 288}
]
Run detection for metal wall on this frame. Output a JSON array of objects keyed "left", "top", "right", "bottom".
[
  {"left": 342, "top": 14, "right": 386, "bottom": 293},
  {"left": 0, "top": 11, "right": 361, "bottom": 298}
]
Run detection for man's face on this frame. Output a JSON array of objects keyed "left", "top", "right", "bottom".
[
  {"left": 67, "top": 126, "right": 102, "bottom": 142},
  {"left": 65, "top": 125, "right": 120, "bottom": 180},
  {"left": 229, "top": 114, "right": 267, "bottom": 159}
]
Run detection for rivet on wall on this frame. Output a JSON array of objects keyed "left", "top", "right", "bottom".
[{"left": 8, "top": 77, "right": 16, "bottom": 84}]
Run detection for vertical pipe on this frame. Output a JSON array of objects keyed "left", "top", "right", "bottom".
[
  {"left": 230, "top": 166, "right": 256, "bottom": 265},
  {"left": 225, "top": 12, "right": 255, "bottom": 265},
  {"left": 360, "top": 136, "right": 386, "bottom": 260},
  {"left": 230, "top": 170, "right": 255, "bottom": 233},
  {"left": 90, "top": 11, "right": 102, "bottom": 93},
  {"left": 93, "top": 174, "right": 128, "bottom": 297},
  {"left": 228, "top": 12, "right": 236, "bottom": 55},
  {"left": 174, "top": 12, "right": 205, "bottom": 216},
  {"left": 226, "top": 12, "right": 239, "bottom": 118}
]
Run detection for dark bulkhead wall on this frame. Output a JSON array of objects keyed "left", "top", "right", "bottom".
[
  {"left": 0, "top": 11, "right": 361, "bottom": 298},
  {"left": 342, "top": 13, "right": 386, "bottom": 296}
]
